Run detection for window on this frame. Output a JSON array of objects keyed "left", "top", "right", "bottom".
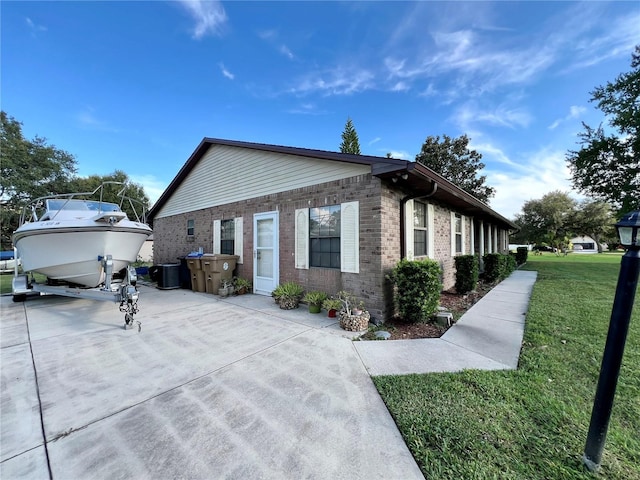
[
  {"left": 414, "top": 201, "right": 428, "bottom": 256},
  {"left": 187, "top": 219, "right": 194, "bottom": 236},
  {"left": 310, "top": 205, "right": 341, "bottom": 268},
  {"left": 454, "top": 213, "right": 463, "bottom": 254},
  {"left": 213, "top": 217, "right": 243, "bottom": 263},
  {"left": 295, "top": 202, "right": 359, "bottom": 273},
  {"left": 220, "top": 219, "right": 235, "bottom": 255}
]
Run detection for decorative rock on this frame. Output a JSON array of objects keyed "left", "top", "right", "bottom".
[{"left": 375, "top": 331, "right": 391, "bottom": 340}]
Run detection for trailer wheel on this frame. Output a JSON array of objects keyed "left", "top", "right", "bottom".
[{"left": 12, "top": 294, "right": 26, "bottom": 303}]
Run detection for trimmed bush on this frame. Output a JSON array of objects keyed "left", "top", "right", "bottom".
[
  {"left": 389, "top": 259, "right": 442, "bottom": 323},
  {"left": 516, "top": 247, "right": 528, "bottom": 265},
  {"left": 483, "top": 253, "right": 516, "bottom": 283},
  {"left": 455, "top": 255, "right": 479, "bottom": 294}
]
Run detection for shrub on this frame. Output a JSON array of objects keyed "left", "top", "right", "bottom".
[
  {"left": 483, "top": 253, "right": 516, "bottom": 283},
  {"left": 516, "top": 247, "right": 528, "bottom": 265},
  {"left": 302, "top": 291, "right": 328, "bottom": 306},
  {"left": 454, "top": 255, "right": 479, "bottom": 294},
  {"left": 388, "top": 259, "right": 442, "bottom": 323}
]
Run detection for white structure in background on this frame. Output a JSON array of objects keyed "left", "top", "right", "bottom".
[
  {"left": 571, "top": 235, "right": 605, "bottom": 254},
  {"left": 137, "top": 235, "right": 154, "bottom": 262}
]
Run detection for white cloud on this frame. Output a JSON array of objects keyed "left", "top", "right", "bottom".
[
  {"left": 287, "top": 103, "right": 328, "bottom": 115},
  {"left": 26, "top": 17, "right": 47, "bottom": 34},
  {"left": 219, "top": 63, "right": 234, "bottom": 80},
  {"left": 382, "top": 150, "right": 411, "bottom": 160},
  {"left": 279, "top": 45, "right": 294, "bottom": 59},
  {"left": 548, "top": 105, "right": 586, "bottom": 130},
  {"left": 290, "top": 68, "right": 375, "bottom": 96},
  {"left": 452, "top": 102, "right": 532, "bottom": 131},
  {"left": 368, "top": 137, "right": 381, "bottom": 146},
  {"left": 176, "top": 0, "right": 227, "bottom": 39},
  {"left": 481, "top": 145, "right": 584, "bottom": 218}
]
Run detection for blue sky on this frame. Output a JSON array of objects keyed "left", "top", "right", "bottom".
[{"left": 2, "top": 1, "right": 639, "bottom": 219}]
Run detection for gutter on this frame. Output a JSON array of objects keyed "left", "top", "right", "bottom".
[{"left": 399, "top": 181, "right": 438, "bottom": 259}]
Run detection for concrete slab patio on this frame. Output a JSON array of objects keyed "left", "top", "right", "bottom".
[{"left": 1, "top": 287, "right": 423, "bottom": 480}]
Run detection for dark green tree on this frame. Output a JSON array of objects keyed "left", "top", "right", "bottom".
[
  {"left": 415, "top": 134, "right": 495, "bottom": 204},
  {"left": 1, "top": 111, "right": 77, "bottom": 248},
  {"left": 339, "top": 117, "right": 361, "bottom": 154},
  {"left": 569, "top": 200, "right": 615, "bottom": 253},
  {"left": 68, "top": 171, "right": 151, "bottom": 223},
  {"left": 512, "top": 191, "right": 576, "bottom": 253},
  {"left": 566, "top": 46, "right": 640, "bottom": 215}
]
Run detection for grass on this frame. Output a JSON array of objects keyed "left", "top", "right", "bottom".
[{"left": 374, "top": 253, "right": 640, "bottom": 480}]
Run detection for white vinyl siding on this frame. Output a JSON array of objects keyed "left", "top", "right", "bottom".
[
  {"left": 212, "top": 217, "right": 243, "bottom": 263},
  {"left": 156, "top": 145, "right": 370, "bottom": 219},
  {"left": 294, "top": 201, "right": 359, "bottom": 273}
]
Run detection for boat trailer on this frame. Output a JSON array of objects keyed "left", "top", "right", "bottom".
[{"left": 12, "top": 255, "right": 142, "bottom": 331}]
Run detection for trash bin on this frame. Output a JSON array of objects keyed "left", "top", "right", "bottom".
[
  {"left": 201, "top": 254, "right": 239, "bottom": 294},
  {"left": 186, "top": 253, "right": 206, "bottom": 293},
  {"left": 177, "top": 256, "right": 192, "bottom": 289}
]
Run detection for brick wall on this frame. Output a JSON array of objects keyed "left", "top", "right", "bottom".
[{"left": 153, "top": 174, "right": 508, "bottom": 320}]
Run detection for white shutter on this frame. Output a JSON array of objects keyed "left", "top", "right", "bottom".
[
  {"left": 461, "top": 215, "right": 467, "bottom": 255},
  {"left": 427, "top": 204, "right": 435, "bottom": 258},
  {"left": 234, "top": 217, "right": 243, "bottom": 264},
  {"left": 294, "top": 208, "right": 309, "bottom": 269},
  {"left": 213, "top": 219, "right": 221, "bottom": 254},
  {"left": 340, "top": 201, "right": 359, "bottom": 273},
  {"left": 405, "top": 200, "right": 414, "bottom": 260},
  {"left": 450, "top": 212, "right": 456, "bottom": 255}
]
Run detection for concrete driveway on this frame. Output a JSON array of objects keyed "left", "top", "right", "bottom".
[{"left": 1, "top": 286, "right": 423, "bottom": 479}]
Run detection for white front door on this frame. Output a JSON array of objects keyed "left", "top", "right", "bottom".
[{"left": 253, "top": 211, "right": 279, "bottom": 295}]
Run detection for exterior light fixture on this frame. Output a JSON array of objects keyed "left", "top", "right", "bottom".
[
  {"left": 583, "top": 210, "right": 640, "bottom": 472},
  {"left": 615, "top": 210, "right": 640, "bottom": 248}
]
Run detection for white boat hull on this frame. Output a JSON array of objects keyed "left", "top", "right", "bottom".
[{"left": 15, "top": 222, "right": 151, "bottom": 288}]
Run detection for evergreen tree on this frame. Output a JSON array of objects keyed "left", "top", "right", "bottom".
[{"left": 340, "top": 117, "right": 361, "bottom": 154}]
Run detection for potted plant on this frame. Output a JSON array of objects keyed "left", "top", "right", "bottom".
[
  {"left": 303, "top": 291, "right": 328, "bottom": 314},
  {"left": 233, "top": 277, "right": 252, "bottom": 295},
  {"left": 322, "top": 298, "right": 343, "bottom": 318},
  {"left": 336, "top": 291, "right": 370, "bottom": 331},
  {"left": 271, "top": 281, "right": 304, "bottom": 310},
  {"left": 218, "top": 279, "right": 234, "bottom": 298}
]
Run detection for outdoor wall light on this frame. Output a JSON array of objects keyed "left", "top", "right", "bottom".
[
  {"left": 583, "top": 209, "right": 640, "bottom": 472},
  {"left": 615, "top": 210, "right": 640, "bottom": 248}
]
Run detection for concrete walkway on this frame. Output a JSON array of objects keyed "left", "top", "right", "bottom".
[
  {"left": 354, "top": 270, "right": 538, "bottom": 376},
  {"left": 1, "top": 270, "right": 537, "bottom": 479},
  {"left": 1, "top": 286, "right": 423, "bottom": 480}
]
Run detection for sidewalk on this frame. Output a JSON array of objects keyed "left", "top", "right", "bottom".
[{"left": 353, "top": 270, "right": 538, "bottom": 376}]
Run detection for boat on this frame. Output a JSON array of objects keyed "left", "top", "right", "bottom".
[{"left": 13, "top": 182, "right": 152, "bottom": 288}]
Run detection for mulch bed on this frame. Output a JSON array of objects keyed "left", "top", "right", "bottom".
[{"left": 367, "top": 281, "right": 495, "bottom": 340}]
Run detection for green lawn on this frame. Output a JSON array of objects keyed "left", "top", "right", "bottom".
[{"left": 374, "top": 253, "right": 640, "bottom": 480}]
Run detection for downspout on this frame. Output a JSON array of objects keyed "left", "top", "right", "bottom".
[{"left": 400, "top": 181, "right": 438, "bottom": 259}]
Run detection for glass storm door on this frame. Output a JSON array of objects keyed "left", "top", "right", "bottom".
[{"left": 253, "top": 211, "right": 279, "bottom": 295}]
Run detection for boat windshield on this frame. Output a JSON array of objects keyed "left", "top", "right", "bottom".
[{"left": 47, "top": 199, "right": 122, "bottom": 212}]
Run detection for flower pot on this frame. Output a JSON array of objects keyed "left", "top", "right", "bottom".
[
  {"left": 328, "top": 309, "right": 337, "bottom": 318},
  {"left": 279, "top": 297, "right": 299, "bottom": 310},
  {"left": 236, "top": 286, "right": 247, "bottom": 295},
  {"left": 308, "top": 304, "right": 322, "bottom": 314},
  {"left": 339, "top": 311, "right": 370, "bottom": 331},
  {"left": 218, "top": 287, "right": 228, "bottom": 298}
]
